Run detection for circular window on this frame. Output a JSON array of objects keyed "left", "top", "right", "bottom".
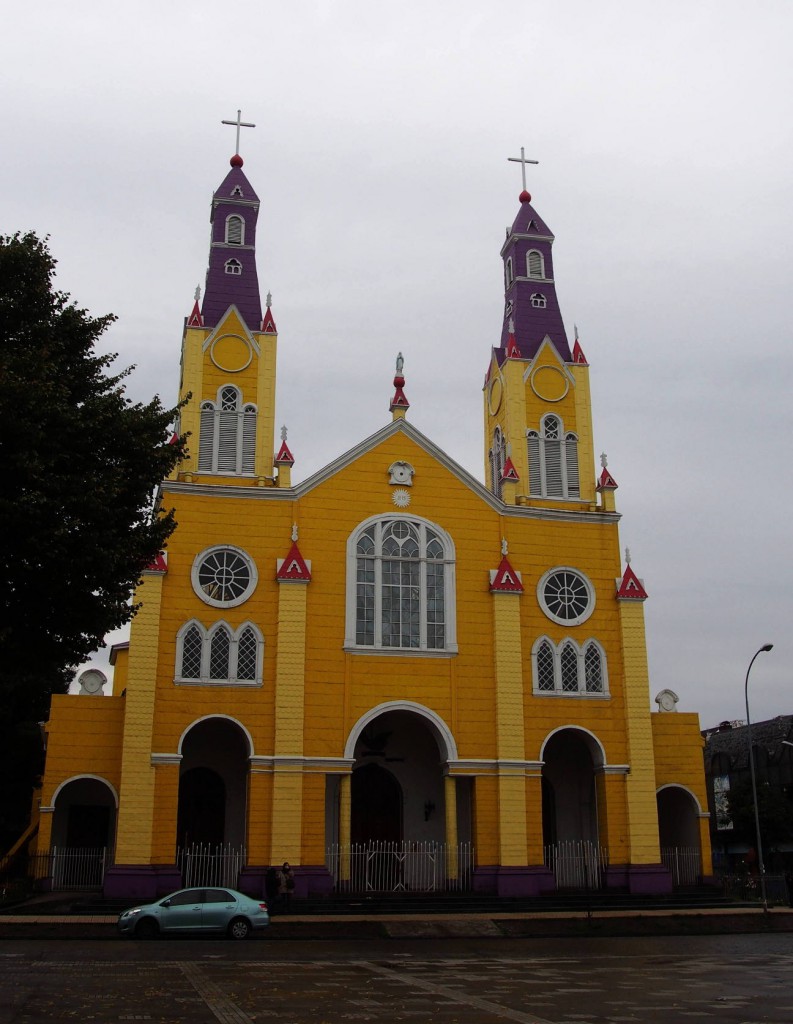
[
  {"left": 192, "top": 546, "right": 257, "bottom": 608},
  {"left": 537, "top": 567, "right": 594, "bottom": 626}
]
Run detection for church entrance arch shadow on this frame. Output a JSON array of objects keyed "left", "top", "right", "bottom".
[
  {"left": 176, "top": 717, "right": 250, "bottom": 887},
  {"left": 330, "top": 705, "right": 472, "bottom": 892},
  {"left": 541, "top": 727, "right": 605, "bottom": 889},
  {"left": 657, "top": 785, "right": 702, "bottom": 887},
  {"left": 49, "top": 776, "right": 117, "bottom": 889}
]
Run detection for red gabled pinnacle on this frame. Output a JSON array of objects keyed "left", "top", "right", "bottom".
[
  {"left": 572, "top": 339, "right": 588, "bottom": 365},
  {"left": 616, "top": 564, "right": 648, "bottom": 600},
  {"left": 275, "top": 440, "right": 295, "bottom": 465},
  {"left": 261, "top": 306, "right": 277, "bottom": 334},
  {"left": 598, "top": 467, "right": 618, "bottom": 489},
  {"left": 276, "top": 542, "right": 311, "bottom": 582},
  {"left": 390, "top": 373, "right": 410, "bottom": 410},
  {"left": 187, "top": 300, "right": 204, "bottom": 327},
  {"left": 145, "top": 551, "right": 168, "bottom": 573},
  {"left": 505, "top": 332, "right": 520, "bottom": 359},
  {"left": 501, "top": 457, "right": 519, "bottom": 482},
  {"left": 168, "top": 431, "right": 180, "bottom": 446},
  {"left": 490, "top": 556, "right": 524, "bottom": 593}
]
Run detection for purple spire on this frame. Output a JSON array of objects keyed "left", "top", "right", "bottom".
[
  {"left": 201, "top": 156, "right": 263, "bottom": 331},
  {"left": 497, "top": 193, "right": 571, "bottom": 362}
]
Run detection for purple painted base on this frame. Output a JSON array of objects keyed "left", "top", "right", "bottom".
[
  {"left": 473, "top": 865, "right": 556, "bottom": 897},
  {"left": 103, "top": 864, "right": 181, "bottom": 900},
  {"left": 294, "top": 865, "right": 334, "bottom": 898},
  {"left": 238, "top": 866, "right": 266, "bottom": 898},
  {"left": 625, "top": 863, "right": 673, "bottom": 895}
]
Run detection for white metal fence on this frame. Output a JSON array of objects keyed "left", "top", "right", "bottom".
[
  {"left": 661, "top": 846, "right": 702, "bottom": 887},
  {"left": 19, "top": 847, "right": 110, "bottom": 890},
  {"left": 176, "top": 843, "right": 246, "bottom": 889},
  {"left": 544, "top": 840, "right": 608, "bottom": 890},
  {"left": 327, "top": 841, "right": 475, "bottom": 893}
]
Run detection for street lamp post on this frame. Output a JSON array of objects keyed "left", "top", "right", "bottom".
[{"left": 745, "top": 642, "right": 774, "bottom": 911}]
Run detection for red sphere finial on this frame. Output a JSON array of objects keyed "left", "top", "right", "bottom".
[
  {"left": 230, "top": 154, "right": 244, "bottom": 168},
  {"left": 519, "top": 189, "right": 531, "bottom": 203}
]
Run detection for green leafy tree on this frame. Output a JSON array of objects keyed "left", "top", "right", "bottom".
[
  {"left": 0, "top": 232, "right": 187, "bottom": 848},
  {"left": 726, "top": 776, "right": 793, "bottom": 852}
]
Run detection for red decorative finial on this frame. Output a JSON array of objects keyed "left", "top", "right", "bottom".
[
  {"left": 519, "top": 190, "right": 532, "bottom": 203},
  {"left": 230, "top": 154, "right": 244, "bottom": 168}
]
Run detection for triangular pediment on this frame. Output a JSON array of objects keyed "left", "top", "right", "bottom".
[
  {"left": 523, "top": 336, "right": 575, "bottom": 387},
  {"left": 203, "top": 305, "right": 261, "bottom": 356}
]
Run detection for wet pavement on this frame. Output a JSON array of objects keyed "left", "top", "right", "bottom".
[{"left": 1, "top": 933, "right": 792, "bottom": 1023}]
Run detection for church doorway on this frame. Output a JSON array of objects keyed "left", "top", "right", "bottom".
[
  {"left": 351, "top": 763, "right": 402, "bottom": 844},
  {"left": 49, "top": 776, "right": 116, "bottom": 889},
  {"left": 541, "top": 728, "right": 604, "bottom": 889},
  {"left": 657, "top": 785, "right": 702, "bottom": 886},
  {"left": 176, "top": 717, "right": 249, "bottom": 886}
]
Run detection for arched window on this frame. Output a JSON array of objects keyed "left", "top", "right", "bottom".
[
  {"left": 175, "top": 620, "right": 264, "bottom": 685},
  {"left": 531, "top": 637, "right": 609, "bottom": 697},
  {"left": 198, "top": 386, "right": 257, "bottom": 475},
  {"left": 346, "top": 516, "right": 457, "bottom": 654},
  {"left": 505, "top": 257, "right": 514, "bottom": 288},
  {"left": 224, "top": 258, "right": 242, "bottom": 276},
  {"left": 527, "top": 415, "right": 580, "bottom": 498},
  {"left": 489, "top": 426, "right": 506, "bottom": 497},
  {"left": 527, "top": 249, "right": 545, "bottom": 278},
  {"left": 225, "top": 215, "right": 244, "bottom": 245},
  {"left": 530, "top": 293, "right": 547, "bottom": 308}
]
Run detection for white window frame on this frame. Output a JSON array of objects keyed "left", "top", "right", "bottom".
[
  {"left": 175, "top": 619, "right": 264, "bottom": 686},
  {"left": 526, "top": 415, "right": 580, "bottom": 499},
  {"left": 225, "top": 215, "right": 245, "bottom": 245},
  {"left": 530, "top": 636, "right": 609, "bottom": 697},
  {"left": 191, "top": 544, "right": 258, "bottom": 609},
  {"left": 197, "top": 386, "right": 257, "bottom": 476},
  {"left": 224, "top": 258, "right": 242, "bottom": 275},
  {"left": 489, "top": 426, "right": 506, "bottom": 498},
  {"left": 526, "top": 248, "right": 546, "bottom": 279},
  {"left": 530, "top": 292, "right": 547, "bottom": 308},
  {"left": 505, "top": 256, "right": 514, "bottom": 288},
  {"left": 345, "top": 513, "right": 457, "bottom": 656},
  {"left": 537, "top": 566, "right": 595, "bottom": 627}
]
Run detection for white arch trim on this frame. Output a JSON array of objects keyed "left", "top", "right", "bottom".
[
  {"left": 344, "top": 701, "right": 458, "bottom": 761},
  {"left": 656, "top": 782, "right": 704, "bottom": 815},
  {"left": 50, "top": 774, "right": 119, "bottom": 808},
  {"left": 177, "top": 714, "right": 255, "bottom": 758},
  {"left": 538, "top": 724, "right": 607, "bottom": 768}
]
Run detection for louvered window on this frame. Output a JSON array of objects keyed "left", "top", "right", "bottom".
[
  {"left": 351, "top": 517, "right": 454, "bottom": 652},
  {"left": 226, "top": 216, "right": 244, "bottom": 245},
  {"left": 530, "top": 293, "right": 547, "bottom": 308},
  {"left": 490, "top": 427, "right": 506, "bottom": 497},
  {"left": 505, "top": 257, "right": 514, "bottom": 288},
  {"left": 197, "top": 388, "right": 257, "bottom": 475},
  {"left": 526, "top": 417, "right": 579, "bottom": 499},
  {"left": 209, "top": 626, "right": 231, "bottom": 679},
  {"left": 527, "top": 249, "right": 545, "bottom": 278},
  {"left": 225, "top": 259, "right": 242, "bottom": 275}
]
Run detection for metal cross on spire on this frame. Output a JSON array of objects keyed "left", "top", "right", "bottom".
[
  {"left": 507, "top": 146, "right": 539, "bottom": 192},
  {"left": 221, "top": 109, "right": 256, "bottom": 154}
]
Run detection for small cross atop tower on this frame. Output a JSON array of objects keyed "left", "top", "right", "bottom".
[
  {"left": 222, "top": 109, "right": 256, "bottom": 155},
  {"left": 507, "top": 146, "right": 539, "bottom": 193}
]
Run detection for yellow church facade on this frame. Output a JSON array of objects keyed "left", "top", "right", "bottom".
[{"left": 35, "top": 151, "right": 712, "bottom": 899}]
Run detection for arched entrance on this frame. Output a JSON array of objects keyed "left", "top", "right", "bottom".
[
  {"left": 541, "top": 728, "right": 604, "bottom": 889},
  {"left": 176, "top": 717, "right": 249, "bottom": 886},
  {"left": 49, "top": 776, "right": 117, "bottom": 889},
  {"left": 657, "top": 785, "right": 702, "bottom": 886},
  {"left": 351, "top": 763, "right": 402, "bottom": 844}
]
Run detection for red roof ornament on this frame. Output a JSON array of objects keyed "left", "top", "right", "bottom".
[
  {"left": 168, "top": 431, "right": 179, "bottom": 446},
  {"left": 275, "top": 440, "right": 295, "bottom": 465},
  {"left": 276, "top": 542, "right": 312, "bottom": 583},
  {"left": 598, "top": 467, "right": 618, "bottom": 489},
  {"left": 505, "top": 318, "right": 520, "bottom": 359},
  {"left": 187, "top": 299, "right": 204, "bottom": 328},
  {"left": 145, "top": 551, "right": 168, "bottom": 573},
  {"left": 572, "top": 339, "right": 588, "bottom": 365},
  {"left": 390, "top": 352, "right": 410, "bottom": 411},
  {"left": 490, "top": 555, "right": 524, "bottom": 593},
  {"left": 617, "top": 564, "right": 648, "bottom": 601},
  {"left": 261, "top": 306, "right": 277, "bottom": 334},
  {"left": 501, "top": 457, "right": 519, "bottom": 482}
]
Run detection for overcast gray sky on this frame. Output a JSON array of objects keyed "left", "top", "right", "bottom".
[{"left": 3, "top": 0, "right": 790, "bottom": 728}]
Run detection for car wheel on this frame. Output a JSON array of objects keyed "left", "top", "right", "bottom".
[
  {"left": 228, "top": 917, "right": 250, "bottom": 940},
  {"left": 135, "top": 917, "right": 159, "bottom": 940}
]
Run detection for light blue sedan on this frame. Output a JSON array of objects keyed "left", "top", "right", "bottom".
[{"left": 118, "top": 886, "right": 270, "bottom": 939}]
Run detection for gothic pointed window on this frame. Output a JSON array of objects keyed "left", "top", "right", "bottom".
[
  {"left": 209, "top": 625, "right": 231, "bottom": 679},
  {"left": 536, "top": 640, "right": 555, "bottom": 691},
  {"left": 180, "top": 624, "right": 204, "bottom": 680},
  {"left": 526, "top": 415, "right": 579, "bottom": 498},
  {"left": 531, "top": 636, "right": 608, "bottom": 696},
  {"left": 489, "top": 426, "right": 506, "bottom": 497},
  {"left": 584, "top": 641, "right": 604, "bottom": 693},
  {"left": 347, "top": 515, "right": 457, "bottom": 654},
  {"left": 527, "top": 249, "right": 545, "bottom": 279},
  {"left": 560, "top": 642, "right": 579, "bottom": 692},
  {"left": 225, "top": 215, "right": 244, "bottom": 245},
  {"left": 175, "top": 619, "right": 264, "bottom": 685},
  {"left": 530, "top": 293, "right": 547, "bottom": 308},
  {"left": 224, "top": 258, "right": 242, "bottom": 275},
  {"left": 198, "top": 387, "right": 257, "bottom": 475}
]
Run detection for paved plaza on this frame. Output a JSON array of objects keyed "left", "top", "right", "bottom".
[{"left": 1, "top": 934, "right": 792, "bottom": 1023}]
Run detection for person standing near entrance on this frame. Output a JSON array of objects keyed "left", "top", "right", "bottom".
[{"left": 279, "top": 861, "right": 295, "bottom": 912}]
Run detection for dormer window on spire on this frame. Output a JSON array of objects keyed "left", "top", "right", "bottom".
[
  {"left": 224, "top": 258, "right": 242, "bottom": 276},
  {"left": 530, "top": 293, "right": 547, "bottom": 308},
  {"left": 230, "top": 185, "right": 243, "bottom": 197},
  {"left": 225, "top": 215, "right": 244, "bottom": 245},
  {"left": 527, "top": 250, "right": 545, "bottom": 279}
]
